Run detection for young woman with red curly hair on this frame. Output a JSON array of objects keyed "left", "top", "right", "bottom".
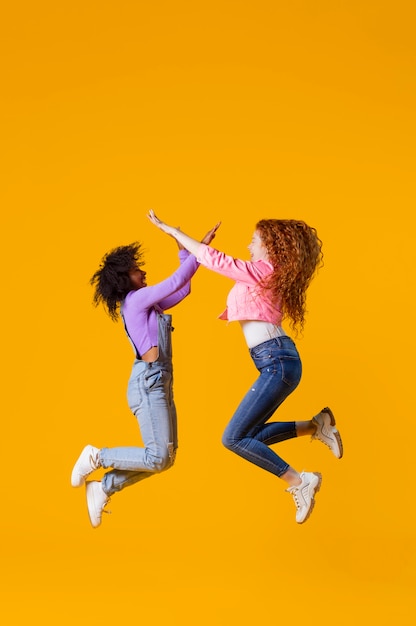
[{"left": 148, "top": 210, "right": 343, "bottom": 524}]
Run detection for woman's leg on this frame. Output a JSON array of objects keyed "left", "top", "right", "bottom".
[
  {"left": 232, "top": 404, "right": 320, "bottom": 488},
  {"left": 100, "top": 365, "right": 177, "bottom": 496},
  {"left": 222, "top": 338, "right": 325, "bottom": 523},
  {"left": 222, "top": 354, "right": 302, "bottom": 478},
  {"left": 249, "top": 418, "right": 315, "bottom": 447}
]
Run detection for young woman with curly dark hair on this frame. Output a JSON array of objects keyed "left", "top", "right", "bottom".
[
  {"left": 71, "top": 223, "right": 219, "bottom": 528},
  {"left": 148, "top": 210, "right": 343, "bottom": 524}
]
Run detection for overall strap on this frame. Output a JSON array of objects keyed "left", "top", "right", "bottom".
[{"left": 120, "top": 308, "right": 141, "bottom": 359}]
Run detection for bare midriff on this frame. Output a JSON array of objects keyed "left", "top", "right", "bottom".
[{"left": 141, "top": 346, "right": 159, "bottom": 362}]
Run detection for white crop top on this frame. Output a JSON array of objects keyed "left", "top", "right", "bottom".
[{"left": 240, "top": 320, "right": 286, "bottom": 349}]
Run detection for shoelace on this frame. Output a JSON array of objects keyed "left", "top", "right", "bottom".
[
  {"left": 311, "top": 433, "right": 332, "bottom": 450},
  {"left": 288, "top": 486, "right": 301, "bottom": 510},
  {"left": 311, "top": 420, "right": 342, "bottom": 459},
  {"left": 102, "top": 497, "right": 112, "bottom": 515},
  {"left": 311, "top": 418, "right": 333, "bottom": 446},
  {"left": 89, "top": 452, "right": 101, "bottom": 471}
]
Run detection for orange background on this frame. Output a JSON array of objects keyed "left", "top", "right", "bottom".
[{"left": 1, "top": 2, "right": 415, "bottom": 624}]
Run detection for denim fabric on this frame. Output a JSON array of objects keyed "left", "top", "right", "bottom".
[
  {"left": 100, "top": 314, "right": 177, "bottom": 496},
  {"left": 222, "top": 336, "right": 302, "bottom": 477}
]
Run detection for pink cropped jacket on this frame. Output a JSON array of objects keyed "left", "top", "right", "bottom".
[{"left": 196, "top": 243, "right": 283, "bottom": 325}]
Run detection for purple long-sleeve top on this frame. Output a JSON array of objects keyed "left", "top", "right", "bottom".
[{"left": 121, "top": 250, "right": 198, "bottom": 357}]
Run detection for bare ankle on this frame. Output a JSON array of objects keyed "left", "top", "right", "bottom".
[
  {"left": 280, "top": 467, "right": 302, "bottom": 487},
  {"left": 295, "top": 420, "right": 316, "bottom": 437}
]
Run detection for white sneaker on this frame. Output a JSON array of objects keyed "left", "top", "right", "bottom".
[
  {"left": 311, "top": 407, "right": 343, "bottom": 459},
  {"left": 71, "top": 445, "right": 101, "bottom": 487},
  {"left": 86, "top": 481, "right": 111, "bottom": 528},
  {"left": 286, "top": 471, "right": 322, "bottom": 524}
]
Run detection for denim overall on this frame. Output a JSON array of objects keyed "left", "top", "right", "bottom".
[{"left": 100, "top": 313, "right": 178, "bottom": 496}]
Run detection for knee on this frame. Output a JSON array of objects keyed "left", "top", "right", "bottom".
[
  {"left": 147, "top": 455, "right": 168, "bottom": 473},
  {"left": 222, "top": 428, "right": 237, "bottom": 452},
  {"left": 147, "top": 446, "right": 175, "bottom": 473}
]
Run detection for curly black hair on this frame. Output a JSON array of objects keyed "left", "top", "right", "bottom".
[{"left": 90, "top": 242, "right": 144, "bottom": 321}]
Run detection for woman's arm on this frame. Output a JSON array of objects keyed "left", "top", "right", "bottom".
[
  {"left": 148, "top": 210, "right": 220, "bottom": 256},
  {"left": 157, "top": 250, "right": 196, "bottom": 310},
  {"left": 131, "top": 220, "right": 221, "bottom": 311},
  {"left": 148, "top": 211, "right": 271, "bottom": 284},
  {"left": 197, "top": 244, "right": 272, "bottom": 284},
  {"left": 128, "top": 253, "right": 199, "bottom": 310}
]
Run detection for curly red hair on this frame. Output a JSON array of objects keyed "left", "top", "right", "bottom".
[{"left": 256, "top": 219, "right": 323, "bottom": 332}]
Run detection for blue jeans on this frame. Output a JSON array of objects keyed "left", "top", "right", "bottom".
[
  {"left": 100, "top": 314, "right": 177, "bottom": 496},
  {"left": 222, "top": 336, "right": 302, "bottom": 477}
]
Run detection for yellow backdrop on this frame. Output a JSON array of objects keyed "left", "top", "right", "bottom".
[{"left": 1, "top": 1, "right": 415, "bottom": 624}]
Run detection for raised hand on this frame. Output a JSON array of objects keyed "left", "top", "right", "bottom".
[
  {"left": 201, "top": 222, "right": 221, "bottom": 245},
  {"left": 147, "top": 209, "right": 172, "bottom": 235},
  {"left": 148, "top": 210, "right": 221, "bottom": 256}
]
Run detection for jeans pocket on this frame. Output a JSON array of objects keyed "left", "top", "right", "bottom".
[
  {"left": 252, "top": 347, "right": 275, "bottom": 371},
  {"left": 279, "top": 356, "right": 302, "bottom": 388},
  {"left": 144, "top": 368, "right": 163, "bottom": 391}
]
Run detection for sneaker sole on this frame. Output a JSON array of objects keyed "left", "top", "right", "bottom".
[
  {"left": 71, "top": 470, "right": 86, "bottom": 488},
  {"left": 86, "top": 482, "right": 101, "bottom": 528},
  {"left": 71, "top": 445, "right": 97, "bottom": 488},
  {"left": 320, "top": 407, "right": 344, "bottom": 459},
  {"left": 298, "top": 472, "right": 322, "bottom": 524}
]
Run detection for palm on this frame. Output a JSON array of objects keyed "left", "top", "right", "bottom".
[{"left": 201, "top": 222, "right": 221, "bottom": 245}]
